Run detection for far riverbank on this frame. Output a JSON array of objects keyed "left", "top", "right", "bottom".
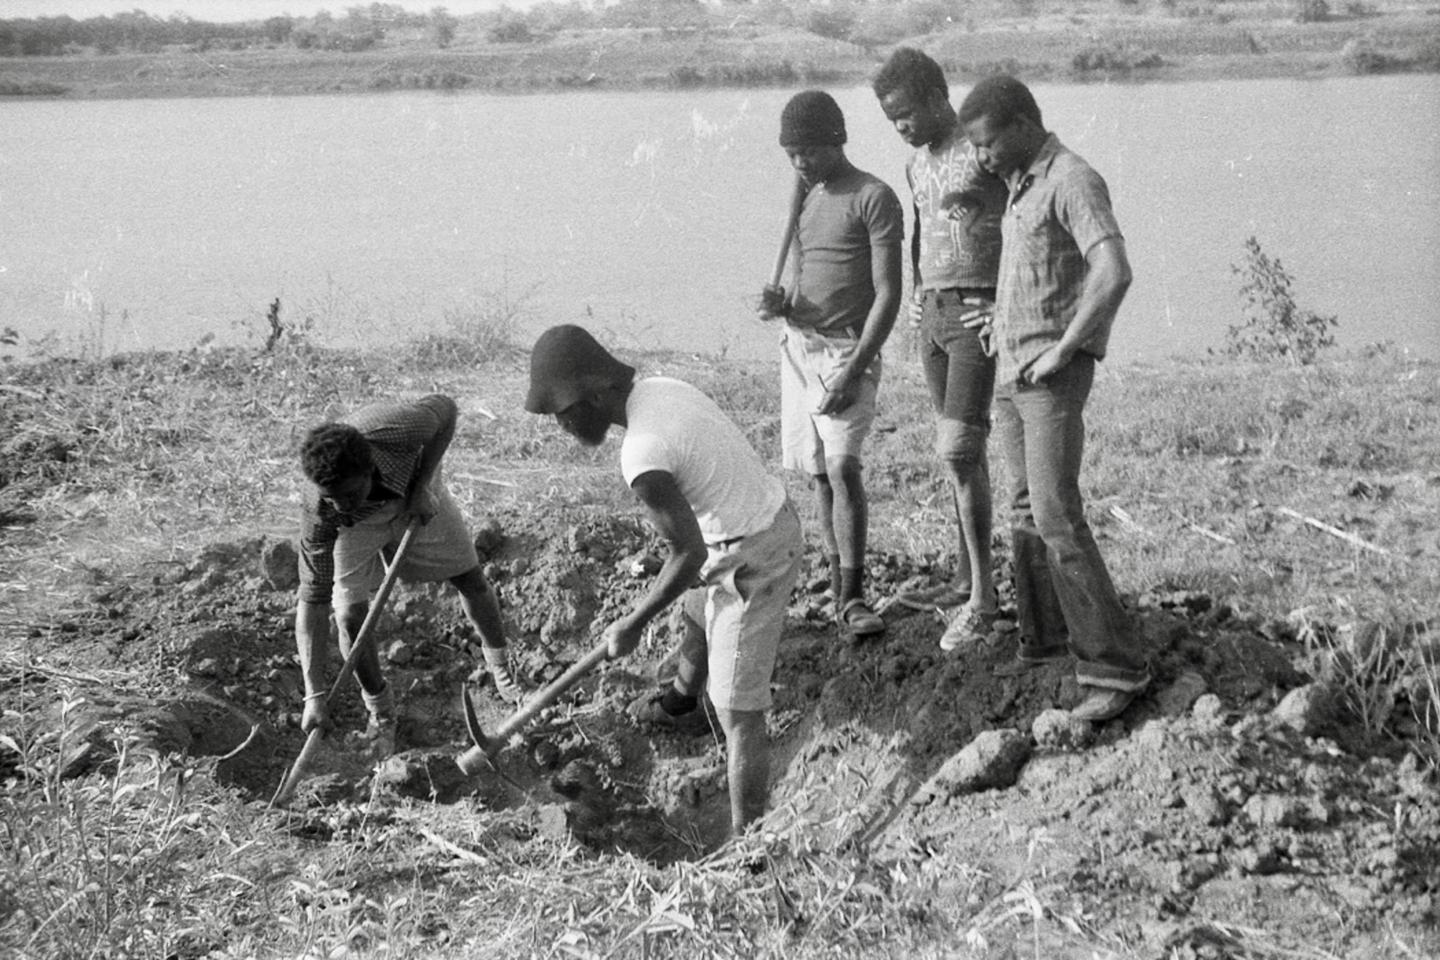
[{"left": 3, "top": 8, "right": 1439, "bottom": 100}]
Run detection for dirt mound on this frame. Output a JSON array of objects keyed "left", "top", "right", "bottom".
[{"left": 3, "top": 504, "right": 1436, "bottom": 951}]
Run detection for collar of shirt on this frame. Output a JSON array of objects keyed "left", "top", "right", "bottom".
[
  {"left": 309, "top": 475, "right": 400, "bottom": 527},
  {"left": 1006, "top": 133, "right": 1063, "bottom": 208}
]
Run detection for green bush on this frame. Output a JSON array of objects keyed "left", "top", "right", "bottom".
[
  {"left": 1294, "top": 0, "right": 1329, "bottom": 23},
  {"left": 1224, "top": 236, "right": 1338, "bottom": 364}
]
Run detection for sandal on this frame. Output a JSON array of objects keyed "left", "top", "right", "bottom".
[
  {"left": 838, "top": 597, "right": 886, "bottom": 638},
  {"left": 938, "top": 603, "right": 998, "bottom": 652}
]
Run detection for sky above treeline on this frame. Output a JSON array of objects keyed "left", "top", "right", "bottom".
[{"left": 1, "top": 0, "right": 545, "bottom": 21}]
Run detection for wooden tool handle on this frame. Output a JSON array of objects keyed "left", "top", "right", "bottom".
[
  {"left": 271, "top": 517, "right": 420, "bottom": 807},
  {"left": 494, "top": 640, "right": 610, "bottom": 742},
  {"left": 455, "top": 638, "right": 610, "bottom": 776},
  {"left": 769, "top": 173, "right": 805, "bottom": 290}
]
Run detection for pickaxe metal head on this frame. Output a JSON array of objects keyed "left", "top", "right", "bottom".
[
  {"left": 457, "top": 685, "right": 498, "bottom": 776},
  {"left": 454, "top": 639, "right": 611, "bottom": 777}
]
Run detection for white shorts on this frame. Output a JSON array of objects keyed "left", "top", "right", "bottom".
[
  {"left": 780, "top": 325, "right": 880, "bottom": 475},
  {"left": 680, "top": 500, "right": 802, "bottom": 712},
  {"left": 332, "top": 475, "right": 479, "bottom": 609}
]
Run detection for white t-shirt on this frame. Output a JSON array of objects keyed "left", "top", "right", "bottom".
[{"left": 620, "top": 377, "right": 786, "bottom": 545}]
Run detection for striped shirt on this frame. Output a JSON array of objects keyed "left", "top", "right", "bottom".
[
  {"left": 297, "top": 394, "right": 455, "bottom": 604},
  {"left": 994, "top": 134, "right": 1124, "bottom": 386}
]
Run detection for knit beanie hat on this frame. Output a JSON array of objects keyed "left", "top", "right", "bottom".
[{"left": 779, "top": 90, "right": 847, "bottom": 148}]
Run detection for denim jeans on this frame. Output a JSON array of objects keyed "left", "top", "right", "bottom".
[
  {"left": 994, "top": 354, "right": 1149, "bottom": 691},
  {"left": 919, "top": 288, "right": 997, "bottom": 443}
]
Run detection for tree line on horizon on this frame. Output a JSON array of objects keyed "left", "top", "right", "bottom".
[{"left": 0, "top": 1, "right": 971, "bottom": 57}]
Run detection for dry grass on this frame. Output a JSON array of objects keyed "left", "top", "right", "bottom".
[{"left": 3, "top": 318, "right": 1438, "bottom": 958}]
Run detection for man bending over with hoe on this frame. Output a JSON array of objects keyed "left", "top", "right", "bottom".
[
  {"left": 295, "top": 394, "right": 524, "bottom": 755},
  {"left": 525, "top": 325, "right": 802, "bottom": 838}
]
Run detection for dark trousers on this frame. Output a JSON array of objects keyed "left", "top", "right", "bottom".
[{"left": 994, "top": 354, "right": 1149, "bottom": 691}]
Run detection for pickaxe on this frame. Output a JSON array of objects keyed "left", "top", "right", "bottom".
[{"left": 455, "top": 638, "right": 609, "bottom": 776}]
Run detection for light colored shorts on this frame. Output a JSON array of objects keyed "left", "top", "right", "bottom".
[
  {"left": 780, "top": 325, "right": 880, "bottom": 475},
  {"left": 332, "top": 475, "right": 479, "bottom": 609},
  {"left": 680, "top": 499, "right": 802, "bottom": 713}
]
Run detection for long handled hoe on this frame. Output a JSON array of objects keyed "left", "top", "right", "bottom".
[
  {"left": 271, "top": 517, "right": 420, "bottom": 807},
  {"left": 769, "top": 171, "right": 806, "bottom": 293}
]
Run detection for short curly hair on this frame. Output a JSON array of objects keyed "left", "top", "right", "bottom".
[
  {"left": 300, "top": 422, "right": 372, "bottom": 487},
  {"left": 872, "top": 47, "right": 948, "bottom": 106},
  {"left": 957, "top": 74, "right": 1043, "bottom": 131}
]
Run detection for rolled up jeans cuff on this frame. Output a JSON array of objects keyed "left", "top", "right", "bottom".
[{"left": 1075, "top": 663, "right": 1151, "bottom": 693}]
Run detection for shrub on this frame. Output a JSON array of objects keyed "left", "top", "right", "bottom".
[
  {"left": 848, "top": 1, "right": 960, "bottom": 47},
  {"left": 1295, "top": 0, "right": 1329, "bottom": 23},
  {"left": 1072, "top": 44, "right": 1164, "bottom": 74},
  {"left": 805, "top": 4, "right": 857, "bottom": 42},
  {"left": 669, "top": 63, "right": 704, "bottom": 86},
  {"left": 431, "top": 9, "right": 458, "bottom": 48},
  {"left": 1410, "top": 37, "right": 1440, "bottom": 71},
  {"left": 1341, "top": 37, "right": 1392, "bottom": 74},
  {"left": 1224, "top": 236, "right": 1338, "bottom": 364},
  {"left": 403, "top": 287, "right": 531, "bottom": 368},
  {"left": 489, "top": 16, "right": 536, "bottom": 43}
]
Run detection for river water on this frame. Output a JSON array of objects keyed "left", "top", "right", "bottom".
[{"left": 3, "top": 76, "right": 1437, "bottom": 362}]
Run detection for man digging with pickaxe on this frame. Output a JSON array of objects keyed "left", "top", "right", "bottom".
[
  {"left": 524, "top": 325, "right": 803, "bottom": 839},
  {"left": 294, "top": 394, "right": 526, "bottom": 755}
]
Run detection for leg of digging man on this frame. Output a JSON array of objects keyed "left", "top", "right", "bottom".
[
  {"left": 715, "top": 707, "right": 768, "bottom": 832},
  {"left": 337, "top": 599, "right": 395, "bottom": 749},
  {"left": 628, "top": 591, "right": 713, "bottom": 731},
  {"left": 451, "top": 566, "right": 525, "bottom": 704},
  {"left": 704, "top": 500, "right": 803, "bottom": 837}
]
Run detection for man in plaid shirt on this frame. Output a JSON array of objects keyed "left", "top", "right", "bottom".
[
  {"left": 958, "top": 76, "right": 1151, "bottom": 722},
  {"left": 295, "top": 393, "right": 523, "bottom": 754}
]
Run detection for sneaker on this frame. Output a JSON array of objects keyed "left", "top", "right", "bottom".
[
  {"left": 893, "top": 583, "right": 971, "bottom": 612},
  {"left": 627, "top": 690, "right": 715, "bottom": 737},
  {"left": 938, "top": 603, "right": 997, "bottom": 652},
  {"left": 837, "top": 597, "right": 886, "bottom": 638},
  {"left": 1070, "top": 686, "right": 1141, "bottom": 722}
]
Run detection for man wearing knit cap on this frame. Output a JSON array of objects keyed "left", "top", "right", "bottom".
[
  {"left": 525, "top": 324, "right": 803, "bottom": 840},
  {"left": 758, "top": 89, "right": 904, "bottom": 641}
]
